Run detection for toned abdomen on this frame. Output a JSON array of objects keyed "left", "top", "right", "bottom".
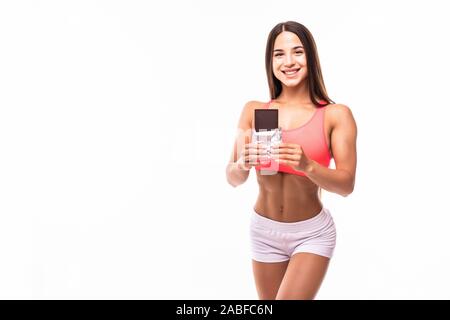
[{"left": 254, "top": 171, "right": 322, "bottom": 222}]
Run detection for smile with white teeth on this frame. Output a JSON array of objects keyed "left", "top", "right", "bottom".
[{"left": 282, "top": 68, "right": 301, "bottom": 75}]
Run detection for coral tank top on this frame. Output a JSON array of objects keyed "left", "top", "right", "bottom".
[{"left": 255, "top": 100, "right": 332, "bottom": 176}]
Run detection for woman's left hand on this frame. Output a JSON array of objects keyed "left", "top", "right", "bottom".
[{"left": 272, "top": 143, "right": 311, "bottom": 172}]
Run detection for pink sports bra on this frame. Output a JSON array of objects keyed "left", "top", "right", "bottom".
[{"left": 255, "top": 100, "right": 332, "bottom": 177}]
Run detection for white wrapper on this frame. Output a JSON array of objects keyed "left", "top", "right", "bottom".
[{"left": 251, "top": 127, "right": 282, "bottom": 163}]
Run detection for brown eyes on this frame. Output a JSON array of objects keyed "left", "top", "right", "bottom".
[{"left": 274, "top": 51, "right": 303, "bottom": 57}]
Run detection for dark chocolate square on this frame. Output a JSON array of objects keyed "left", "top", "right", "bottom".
[{"left": 254, "top": 109, "right": 278, "bottom": 132}]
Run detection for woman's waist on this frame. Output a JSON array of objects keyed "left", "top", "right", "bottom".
[
  {"left": 251, "top": 205, "right": 332, "bottom": 231},
  {"left": 254, "top": 194, "right": 323, "bottom": 223},
  {"left": 256, "top": 170, "right": 317, "bottom": 191},
  {"left": 256, "top": 182, "right": 319, "bottom": 199}
]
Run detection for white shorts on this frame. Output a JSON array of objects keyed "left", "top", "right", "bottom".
[{"left": 249, "top": 206, "right": 337, "bottom": 263}]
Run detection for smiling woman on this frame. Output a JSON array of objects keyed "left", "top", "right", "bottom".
[
  {"left": 225, "top": 21, "right": 357, "bottom": 300},
  {"left": 266, "top": 23, "right": 332, "bottom": 106}
]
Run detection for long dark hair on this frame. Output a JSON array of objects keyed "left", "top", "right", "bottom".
[{"left": 265, "top": 21, "right": 334, "bottom": 106}]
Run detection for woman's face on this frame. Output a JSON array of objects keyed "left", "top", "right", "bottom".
[{"left": 272, "top": 31, "right": 308, "bottom": 87}]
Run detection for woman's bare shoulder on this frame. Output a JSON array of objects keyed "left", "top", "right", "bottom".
[
  {"left": 325, "top": 103, "right": 354, "bottom": 119},
  {"left": 325, "top": 103, "right": 356, "bottom": 129},
  {"left": 238, "top": 100, "right": 268, "bottom": 129},
  {"left": 245, "top": 100, "right": 268, "bottom": 109},
  {"left": 325, "top": 103, "right": 351, "bottom": 111},
  {"left": 241, "top": 100, "right": 268, "bottom": 116}
]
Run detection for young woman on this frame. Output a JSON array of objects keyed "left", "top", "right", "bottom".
[{"left": 225, "top": 21, "right": 357, "bottom": 299}]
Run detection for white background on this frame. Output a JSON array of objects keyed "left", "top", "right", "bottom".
[{"left": 1, "top": 0, "right": 449, "bottom": 299}]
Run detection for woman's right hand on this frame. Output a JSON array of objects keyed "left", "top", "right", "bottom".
[{"left": 236, "top": 142, "right": 268, "bottom": 171}]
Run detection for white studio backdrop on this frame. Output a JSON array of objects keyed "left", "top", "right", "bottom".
[{"left": 0, "top": 0, "right": 449, "bottom": 299}]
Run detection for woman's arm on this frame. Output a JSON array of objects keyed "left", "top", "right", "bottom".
[
  {"left": 226, "top": 162, "right": 250, "bottom": 187},
  {"left": 225, "top": 101, "right": 254, "bottom": 187},
  {"left": 305, "top": 104, "right": 357, "bottom": 197}
]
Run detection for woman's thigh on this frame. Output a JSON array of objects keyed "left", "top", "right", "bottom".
[
  {"left": 252, "top": 259, "right": 289, "bottom": 300},
  {"left": 276, "top": 252, "right": 330, "bottom": 300}
]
